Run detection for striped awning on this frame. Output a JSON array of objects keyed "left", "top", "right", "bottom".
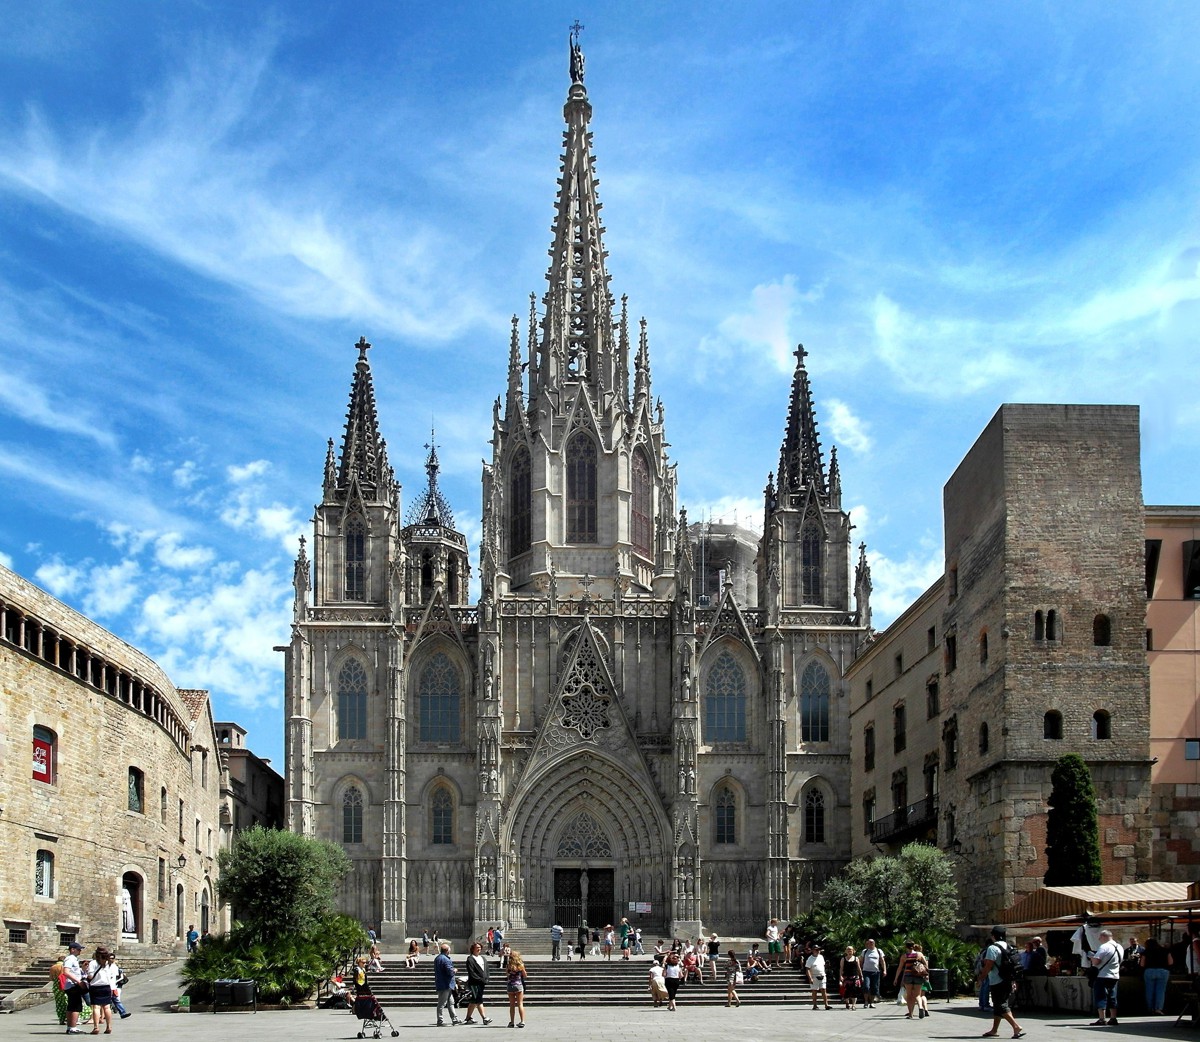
[{"left": 999, "top": 882, "right": 1195, "bottom": 925}]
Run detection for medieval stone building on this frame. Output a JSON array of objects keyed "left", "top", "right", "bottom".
[{"left": 281, "top": 40, "right": 871, "bottom": 939}]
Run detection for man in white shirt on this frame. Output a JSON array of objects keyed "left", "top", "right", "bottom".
[
  {"left": 860, "top": 938, "right": 886, "bottom": 1008},
  {"left": 1089, "top": 929, "right": 1124, "bottom": 1026},
  {"left": 805, "top": 944, "right": 830, "bottom": 1010},
  {"left": 62, "top": 941, "right": 86, "bottom": 1035},
  {"left": 766, "top": 919, "right": 782, "bottom": 967}
]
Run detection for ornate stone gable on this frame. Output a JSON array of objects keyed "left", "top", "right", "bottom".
[
  {"left": 409, "top": 586, "right": 467, "bottom": 651},
  {"left": 698, "top": 584, "right": 761, "bottom": 665}
]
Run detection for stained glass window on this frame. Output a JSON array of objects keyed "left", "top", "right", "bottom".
[
  {"left": 566, "top": 435, "right": 597, "bottom": 543},
  {"left": 714, "top": 787, "right": 736, "bottom": 844},
  {"left": 705, "top": 650, "right": 746, "bottom": 742},
  {"left": 800, "top": 661, "right": 830, "bottom": 742},
  {"left": 419, "top": 652, "right": 461, "bottom": 743},
  {"left": 337, "top": 659, "right": 368, "bottom": 740},
  {"left": 510, "top": 447, "right": 532, "bottom": 556},
  {"left": 431, "top": 788, "right": 453, "bottom": 844},
  {"left": 342, "top": 786, "right": 363, "bottom": 844},
  {"left": 632, "top": 449, "right": 652, "bottom": 558}
]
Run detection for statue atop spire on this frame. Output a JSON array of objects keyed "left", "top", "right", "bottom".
[{"left": 569, "top": 20, "right": 586, "bottom": 84}]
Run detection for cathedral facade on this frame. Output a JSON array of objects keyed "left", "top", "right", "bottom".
[{"left": 282, "top": 40, "right": 871, "bottom": 939}]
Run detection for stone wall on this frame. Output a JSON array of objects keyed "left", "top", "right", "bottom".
[{"left": 0, "top": 565, "right": 224, "bottom": 974}]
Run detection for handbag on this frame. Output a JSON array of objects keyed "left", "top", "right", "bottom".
[{"left": 734, "top": 971, "right": 744, "bottom": 985}]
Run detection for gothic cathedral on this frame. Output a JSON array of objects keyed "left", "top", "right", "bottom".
[{"left": 282, "top": 39, "right": 872, "bottom": 940}]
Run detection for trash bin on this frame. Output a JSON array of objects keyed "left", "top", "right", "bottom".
[
  {"left": 213, "top": 979, "right": 235, "bottom": 1007},
  {"left": 928, "top": 967, "right": 949, "bottom": 1000},
  {"left": 231, "top": 980, "right": 256, "bottom": 1005}
]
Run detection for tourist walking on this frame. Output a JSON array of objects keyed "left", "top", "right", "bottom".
[
  {"left": 1089, "top": 928, "right": 1123, "bottom": 1026},
  {"left": 647, "top": 961, "right": 667, "bottom": 1007},
  {"left": 85, "top": 945, "right": 117, "bottom": 1035},
  {"left": 577, "top": 921, "right": 589, "bottom": 961},
  {"left": 463, "top": 942, "right": 493, "bottom": 1025},
  {"left": 725, "top": 951, "right": 742, "bottom": 1007},
  {"left": 840, "top": 946, "right": 863, "bottom": 1010},
  {"left": 506, "top": 950, "right": 528, "bottom": 1028},
  {"left": 894, "top": 939, "right": 928, "bottom": 1020},
  {"left": 550, "top": 922, "right": 563, "bottom": 961},
  {"left": 706, "top": 933, "right": 721, "bottom": 982},
  {"left": 434, "top": 941, "right": 461, "bottom": 1026},
  {"left": 662, "top": 949, "right": 683, "bottom": 1011},
  {"left": 806, "top": 943, "right": 832, "bottom": 1010},
  {"left": 860, "top": 938, "right": 885, "bottom": 1007},
  {"left": 62, "top": 941, "right": 87, "bottom": 1035},
  {"left": 977, "top": 925, "right": 1026, "bottom": 1039}
]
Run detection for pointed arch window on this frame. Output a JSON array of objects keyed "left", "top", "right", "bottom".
[
  {"left": 704, "top": 650, "right": 746, "bottom": 743},
  {"left": 431, "top": 788, "right": 454, "bottom": 845},
  {"left": 566, "top": 434, "right": 598, "bottom": 543},
  {"left": 804, "top": 787, "right": 826, "bottom": 844},
  {"left": 509, "top": 447, "right": 532, "bottom": 557},
  {"left": 631, "top": 449, "right": 652, "bottom": 558},
  {"left": 800, "top": 661, "right": 831, "bottom": 742},
  {"left": 714, "top": 786, "right": 736, "bottom": 844},
  {"left": 345, "top": 518, "right": 366, "bottom": 600},
  {"left": 342, "top": 786, "right": 363, "bottom": 844},
  {"left": 337, "top": 658, "right": 368, "bottom": 740},
  {"left": 418, "top": 652, "right": 461, "bottom": 744},
  {"left": 801, "top": 521, "right": 823, "bottom": 603}
]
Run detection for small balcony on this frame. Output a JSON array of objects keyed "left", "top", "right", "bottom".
[{"left": 870, "top": 794, "right": 938, "bottom": 845}]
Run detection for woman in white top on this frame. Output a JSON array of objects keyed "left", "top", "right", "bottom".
[
  {"left": 87, "top": 946, "right": 120, "bottom": 1034},
  {"left": 662, "top": 950, "right": 683, "bottom": 1011},
  {"left": 647, "top": 961, "right": 667, "bottom": 1006}
]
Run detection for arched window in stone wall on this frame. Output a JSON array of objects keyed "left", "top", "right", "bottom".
[
  {"left": 1093, "top": 613, "right": 1112, "bottom": 646},
  {"left": 342, "top": 786, "right": 363, "bottom": 844},
  {"left": 509, "top": 446, "right": 532, "bottom": 557},
  {"left": 566, "top": 434, "right": 598, "bottom": 543},
  {"left": 800, "top": 661, "right": 830, "bottom": 742},
  {"left": 704, "top": 650, "right": 746, "bottom": 743},
  {"left": 632, "top": 449, "right": 652, "bottom": 558},
  {"left": 418, "top": 652, "right": 461, "bottom": 743},
  {"left": 1044, "top": 710, "right": 1063, "bottom": 740},
  {"left": 431, "top": 787, "right": 454, "bottom": 845},
  {"left": 714, "top": 785, "right": 736, "bottom": 844},
  {"left": 128, "top": 767, "right": 144, "bottom": 814},
  {"left": 1092, "top": 709, "right": 1111, "bottom": 740},
  {"left": 345, "top": 517, "right": 366, "bottom": 600},
  {"left": 32, "top": 725, "right": 56, "bottom": 784},
  {"left": 803, "top": 786, "right": 826, "bottom": 844},
  {"left": 337, "top": 658, "right": 368, "bottom": 740},
  {"left": 801, "top": 522, "right": 822, "bottom": 603},
  {"left": 35, "top": 849, "right": 54, "bottom": 897}
]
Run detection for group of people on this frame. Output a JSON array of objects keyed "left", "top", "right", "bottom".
[
  {"left": 53, "top": 941, "right": 131, "bottom": 1035},
  {"left": 433, "top": 940, "right": 528, "bottom": 1028},
  {"left": 562, "top": 919, "right": 640, "bottom": 960}
]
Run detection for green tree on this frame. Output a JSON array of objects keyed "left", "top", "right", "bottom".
[
  {"left": 217, "top": 825, "right": 351, "bottom": 943},
  {"left": 818, "top": 842, "right": 960, "bottom": 935},
  {"left": 1044, "top": 753, "right": 1102, "bottom": 885}
]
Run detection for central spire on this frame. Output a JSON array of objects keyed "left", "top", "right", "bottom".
[
  {"left": 777, "top": 344, "right": 828, "bottom": 497},
  {"left": 534, "top": 29, "right": 616, "bottom": 399}
]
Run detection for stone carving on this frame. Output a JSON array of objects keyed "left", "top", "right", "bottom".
[{"left": 556, "top": 810, "right": 612, "bottom": 858}]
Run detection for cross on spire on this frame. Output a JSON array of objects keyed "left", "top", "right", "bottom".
[
  {"left": 356, "top": 336, "right": 371, "bottom": 361},
  {"left": 794, "top": 343, "right": 807, "bottom": 366}
]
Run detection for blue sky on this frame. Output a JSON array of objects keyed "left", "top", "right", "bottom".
[{"left": 2, "top": 2, "right": 1197, "bottom": 766}]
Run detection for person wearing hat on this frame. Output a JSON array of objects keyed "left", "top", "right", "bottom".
[
  {"left": 86, "top": 945, "right": 118, "bottom": 1034},
  {"left": 63, "top": 941, "right": 87, "bottom": 1034}
]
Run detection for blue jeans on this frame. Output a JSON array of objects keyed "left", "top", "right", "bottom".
[
  {"left": 1093, "top": 977, "right": 1118, "bottom": 1011},
  {"left": 978, "top": 979, "right": 991, "bottom": 1010},
  {"left": 863, "top": 970, "right": 881, "bottom": 1000},
  {"left": 1144, "top": 967, "right": 1169, "bottom": 1011}
]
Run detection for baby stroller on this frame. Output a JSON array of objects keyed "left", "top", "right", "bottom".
[{"left": 354, "top": 994, "right": 399, "bottom": 1038}]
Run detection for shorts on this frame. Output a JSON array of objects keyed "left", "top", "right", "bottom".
[
  {"left": 810, "top": 974, "right": 826, "bottom": 987},
  {"left": 67, "top": 987, "right": 85, "bottom": 1013},
  {"left": 468, "top": 983, "right": 485, "bottom": 1004},
  {"left": 990, "top": 980, "right": 1014, "bottom": 1013},
  {"left": 621, "top": 938, "right": 631, "bottom": 950},
  {"left": 508, "top": 981, "right": 524, "bottom": 994},
  {"left": 768, "top": 941, "right": 782, "bottom": 954}
]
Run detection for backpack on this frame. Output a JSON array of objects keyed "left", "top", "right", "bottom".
[{"left": 995, "top": 941, "right": 1022, "bottom": 983}]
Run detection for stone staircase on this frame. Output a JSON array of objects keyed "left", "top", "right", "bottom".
[
  {"left": 360, "top": 953, "right": 811, "bottom": 1008},
  {"left": 0, "top": 958, "right": 56, "bottom": 1003}
]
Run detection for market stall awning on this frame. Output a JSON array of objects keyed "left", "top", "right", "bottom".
[{"left": 997, "top": 882, "right": 1199, "bottom": 928}]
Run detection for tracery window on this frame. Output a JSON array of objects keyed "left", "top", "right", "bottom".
[
  {"left": 128, "top": 767, "right": 144, "bottom": 814},
  {"left": 431, "top": 788, "right": 454, "bottom": 845},
  {"left": 800, "top": 661, "right": 830, "bottom": 742},
  {"left": 557, "top": 811, "right": 613, "bottom": 858},
  {"left": 509, "top": 447, "right": 532, "bottom": 557},
  {"left": 337, "top": 658, "right": 368, "bottom": 740},
  {"left": 704, "top": 650, "right": 746, "bottom": 743},
  {"left": 418, "top": 652, "right": 461, "bottom": 743},
  {"left": 342, "top": 786, "right": 363, "bottom": 844},
  {"left": 801, "top": 522, "right": 822, "bottom": 603},
  {"left": 35, "top": 849, "right": 54, "bottom": 898},
  {"left": 345, "top": 518, "right": 366, "bottom": 600},
  {"left": 804, "top": 788, "right": 826, "bottom": 844},
  {"left": 631, "top": 449, "right": 652, "bottom": 558},
  {"left": 714, "top": 786, "right": 736, "bottom": 844},
  {"left": 566, "top": 434, "right": 598, "bottom": 543}
]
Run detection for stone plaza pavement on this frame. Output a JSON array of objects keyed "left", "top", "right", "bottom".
[{"left": 6, "top": 959, "right": 1186, "bottom": 1042}]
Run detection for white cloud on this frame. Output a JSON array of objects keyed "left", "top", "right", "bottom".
[
  {"left": 825, "top": 398, "right": 872, "bottom": 454},
  {"left": 173, "top": 460, "right": 201, "bottom": 488},
  {"left": 697, "top": 276, "right": 827, "bottom": 376},
  {"left": 220, "top": 483, "right": 305, "bottom": 552},
  {"left": 684, "top": 495, "right": 763, "bottom": 534},
  {"left": 82, "top": 559, "right": 140, "bottom": 617},
  {"left": 35, "top": 557, "right": 82, "bottom": 596},
  {"left": 0, "top": 369, "right": 118, "bottom": 449},
  {"left": 154, "top": 532, "right": 215, "bottom": 570},
  {"left": 130, "top": 453, "right": 154, "bottom": 473},
  {"left": 0, "top": 547, "right": 12, "bottom": 569},
  {"left": 227, "top": 459, "right": 271, "bottom": 483},
  {"left": 868, "top": 545, "right": 945, "bottom": 629}
]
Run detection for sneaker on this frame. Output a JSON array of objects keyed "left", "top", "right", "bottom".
[
  {"left": 464, "top": 1019, "right": 476, "bottom": 1025},
  {"left": 1090, "top": 1020, "right": 1107, "bottom": 1026},
  {"left": 517, "top": 1024, "right": 524, "bottom": 1029},
  {"left": 119, "top": 1014, "right": 132, "bottom": 1020},
  {"left": 1107, "top": 1020, "right": 1118, "bottom": 1027},
  {"left": 482, "top": 1019, "right": 492, "bottom": 1025},
  {"left": 67, "top": 1031, "right": 84, "bottom": 1036}
]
